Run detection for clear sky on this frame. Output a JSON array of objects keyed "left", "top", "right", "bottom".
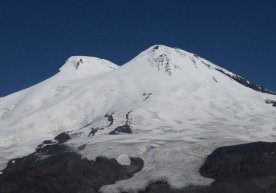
[{"left": 0, "top": 0, "right": 276, "bottom": 96}]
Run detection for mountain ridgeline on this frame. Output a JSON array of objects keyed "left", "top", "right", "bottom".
[{"left": 0, "top": 45, "right": 276, "bottom": 193}]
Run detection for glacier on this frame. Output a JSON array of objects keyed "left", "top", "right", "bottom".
[{"left": 0, "top": 45, "right": 276, "bottom": 192}]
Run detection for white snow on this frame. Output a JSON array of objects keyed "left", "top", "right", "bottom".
[
  {"left": 59, "top": 56, "right": 118, "bottom": 76},
  {"left": 0, "top": 45, "right": 276, "bottom": 192},
  {"left": 116, "top": 154, "right": 131, "bottom": 166}
]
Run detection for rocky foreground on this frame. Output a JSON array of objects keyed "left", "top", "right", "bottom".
[{"left": 1, "top": 137, "right": 276, "bottom": 193}]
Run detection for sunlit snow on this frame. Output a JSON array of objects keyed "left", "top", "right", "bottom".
[{"left": 0, "top": 45, "right": 275, "bottom": 192}]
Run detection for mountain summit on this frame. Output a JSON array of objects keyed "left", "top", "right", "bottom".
[
  {"left": 0, "top": 45, "right": 276, "bottom": 192},
  {"left": 59, "top": 56, "right": 118, "bottom": 76}
]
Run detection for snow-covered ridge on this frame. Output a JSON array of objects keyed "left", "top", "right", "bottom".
[
  {"left": 0, "top": 45, "right": 276, "bottom": 192},
  {"left": 127, "top": 45, "right": 275, "bottom": 95},
  {"left": 59, "top": 56, "right": 118, "bottom": 76}
]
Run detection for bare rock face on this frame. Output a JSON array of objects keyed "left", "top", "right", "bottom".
[
  {"left": 200, "top": 142, "right": 276, "bottom": 179},
  {"left": 54, "top": 132, "right": 71, "bottom": 143},
  {"left": 109, "top": 125, "right": 132, "bottom": 135},
  {"left": 0, "top": 143, "right": 143, "bottom": 193},
  {"left": 266, "top": 99, "right": 276, "bottom": 107},
  {"left": 200, "top": 142, "right": 276, "bottom": 193},
  {"left": 3, "top": 138, "right": 276, "bottom": 193}
]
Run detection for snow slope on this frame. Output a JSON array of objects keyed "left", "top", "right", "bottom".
[
  {"left": 0, "top": 56, "right": 118, "bottom": 169},
  {"left": 0, "top": 45, "right": 275, "bottom": 192}
]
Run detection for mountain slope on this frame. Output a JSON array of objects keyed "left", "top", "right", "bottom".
[{"left": 0, "top": 45, "right": 275, "bottom": 192}]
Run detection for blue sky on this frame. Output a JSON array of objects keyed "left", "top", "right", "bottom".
[{"left": 0, "top": 0, "right": 276, "bottom": 96}]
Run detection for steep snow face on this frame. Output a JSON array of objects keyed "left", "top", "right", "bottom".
[
  {"left": 0, "top": 45, "right": 276, "bottom": 191},
  {"left": 123, "top": 45, "right": 275, "bottom": 95},
  {"left": 0, "top": 56, "right": 118, "bottom": 121},
  {"left": 0, "top": 56, "right": 118, "bottom": 168}
]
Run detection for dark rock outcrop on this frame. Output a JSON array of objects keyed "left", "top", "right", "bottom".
[
  {"left": 109, "top": 125, "right": 132, "bottom": 135},
  {"left": 143, "top": 93, "right": 152, "bottom": 101},
  {"left": 109, "top": 112, "right": 133, "bottom": 135},
  {"left": 200, "top": 141, "right": 276, "bottom": 179},
  {"left": 0, "top": 143, "right": 143, "bottom": 193},
  {"left": 209, "top": 179, "right": 264, "bottom": 193},
  {"left": 88, "top": 127, "right": 100, "bottom": 136},
  {"left": 200, "top": 141, "right": 276, "bottom": 193},
  {"left": 215, "top": 68, "right": 276, "bottom": 95},
  {"left": 105, "top": 113, "right": 114, "bottom": 127},
  {"left": 266, "top": 99, "right": 276, "bottom": 107},
  {"left": 54, "top": 132, "right": 71, "bottom": 143},
  {"left": 3, "top": 137, "right": 276, "bottom": 193}
]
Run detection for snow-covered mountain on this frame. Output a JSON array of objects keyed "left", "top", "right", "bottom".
[{"left": 0, "top": 45, "right": 276, "bottom": 193}]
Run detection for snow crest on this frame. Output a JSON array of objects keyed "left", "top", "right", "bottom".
[{"left": 0, "top": 45, "right": 276, "bottom": 192}]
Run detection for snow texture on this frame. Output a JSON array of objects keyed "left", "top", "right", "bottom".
[
  {"left": 0, "top": 45, "right": 276, "bottom": 192},
  {"left": 116, "top": 154, "right": 131, "bottom": 166}
]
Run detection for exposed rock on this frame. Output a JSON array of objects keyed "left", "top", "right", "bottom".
[
  {"left": 0, "top": 143, "right": 143, "bottom": 193},
  {"left": 200, "top": 141, "right": 276, "bottom": 179},
  {"left": 88, "top": 127, "right": 100, "bottom": 136},
  {"left": 215, "top": 68, "right": 276, "bottom": 95},
  {"left": 109, "top": 125, "right": 132, "bottom": 135},
  {"left": 125, "top": 111, "right": 132, "bottom": 125},
  {"left": 54, "top": 132, "right": 71, "bottom": 143},
  {"left": 42, "top": 139, "right": 54, "bottom": 144},
  {"left": 201, "top": 61, "right": 211, "bottom": 69},
  {"left": 37, "top": 143, "right": 69, "bottom": 155},
  {"left": 200, "top": 141, "right": 276, "bottom": 193},
  {"left": 266, "top": 99, "right": 276, "bottom": 107},
  {"left": 212, "top": 76, "right": 218, "bottom": 83},
  {"left": 109, "top": 112, "right": 133, "bottom": 135},
  {"left": 88, "top": 113, "right": 115, "bottom": 137},
  {"left": 3, "top": 137, "right": 276, "bottom": 193},
  {"left": 143, "top": 93, "right": 152, "bottom": 101},
  {"left": 209, "top": 179, "right": 263, "bottom": 193},
  {"left": 78, "top": 144, "right": 86, "bottom": 151},
  {"left": 105, "top": 113, "right": 114, "bottom": 127},
  {"left": 152, "top": 45, "right": 159, "bottom": 51}
]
